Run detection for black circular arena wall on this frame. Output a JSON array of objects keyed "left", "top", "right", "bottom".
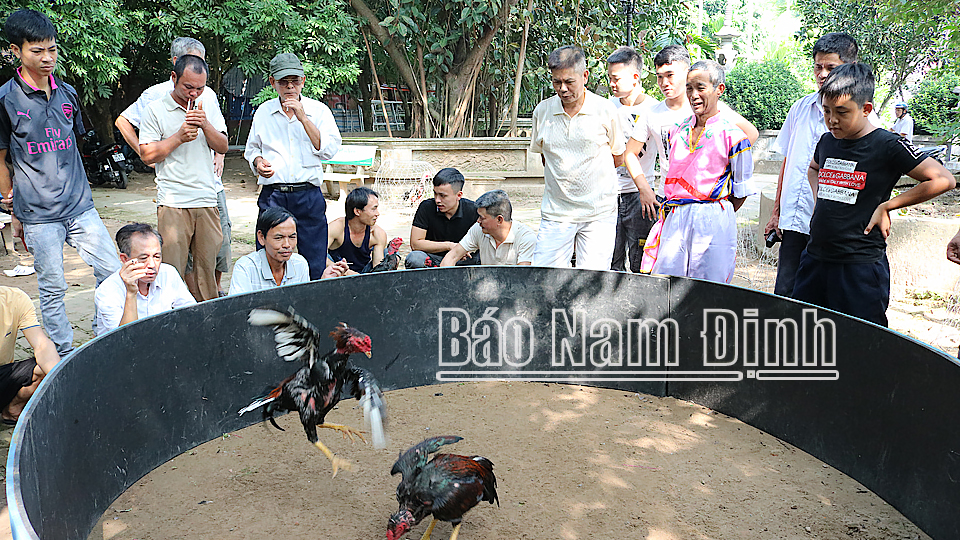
[{"left": 7, "top": 268, "right": 960, "bottom": 539}]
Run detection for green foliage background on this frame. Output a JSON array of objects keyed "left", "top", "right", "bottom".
[
  {"left": 723, "top": 60, "right": 805, "bottom": 131},
  {"left": 910, "top": 70, "right": 960, "bottom": 138}
]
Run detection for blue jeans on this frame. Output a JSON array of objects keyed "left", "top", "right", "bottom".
[{"left": 23, "top": 208, "right": 121, "bottom": 357}]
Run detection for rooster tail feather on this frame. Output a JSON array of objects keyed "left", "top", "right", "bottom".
[
  {"left": 391, "top": 435, "right": 464, "bottom": 479},
  {"left": 267, "top": 415, "right": 285, "bottom": 432},
  {"left": 237, "top": 395, "right": 276, "bottom": 416},
  {"left": 472, "top": 456, "right": 499, "bottom": 506}
]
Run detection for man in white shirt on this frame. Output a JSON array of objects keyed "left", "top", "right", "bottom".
[
  {"left": 606, "top": 46, "right": 655, "bottom": 273},
  {"left": 440, "top": 190, "right": 537, "bottom": 266},
  {"left": 229, "top": 207, "right": 345, "bottom": 295},
  {"left": 94, "top": 223, "right": 196, "bottom": 335},
  {"left": 625, "top": 45, "right": 759, "bottom": 202},
  {"left": 891, "top": 102, "right": 914, "bottom": 143},
  {"left": 764, "top": 32, "right": 880, "bottom": 297},
  {"left": 139, "top": 54, "right": 228, "bottom": 302},
  {"left": 530, "top": 45, "right": 625, "bottom": 269},
  {"left": 114, "top": 38, "right": 232, "bottom": 296},
  {"left": 244, "top": 53, "right": 342, "bottom": 280}
]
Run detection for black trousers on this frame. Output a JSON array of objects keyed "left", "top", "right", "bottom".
[
  {"left": 774, "top": 230, "right": 810, "bottom": 297},
  {"left": 792, "top": 250, "right": 891, "bottom": 327}
]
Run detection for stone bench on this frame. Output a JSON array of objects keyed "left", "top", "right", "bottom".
[{"left": 322, "top": 144, "right": 377, "bottom": 200}]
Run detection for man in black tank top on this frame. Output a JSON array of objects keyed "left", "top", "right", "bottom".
[{"left": 327, "top": 187, "right": 389, "bottom": 274}]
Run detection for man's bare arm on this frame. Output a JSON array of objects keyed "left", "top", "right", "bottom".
[
  {"left": 440, "top": 244, "right": 468, "bottom": 266},
  {"left": 410, "top": 226, "right": 458, "bottom": 253},
  {"left": 0, "top": 149, "right": 11, "bottom": 201},
  {"left": 371, "top": 227, "right": 387, "bottom": 268},
  {"left": 21, "top": 326, "right": 60, "bottom": 375},
  {"left": 115, "top": 116, "right": 142, "bottom": 157},
  {"left": 866, "top": 158, "right": 957, "bottom": 238},
  {"left": 807, "top": 159, "right": 819, "bottom": 197},
  {"left": 764, "top": 159, "right": 787, "bottom": 236}
]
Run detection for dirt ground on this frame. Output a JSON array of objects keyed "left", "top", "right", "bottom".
[
  {"left": 92, "top": 382, "right": 927, "bottom": 540},
  {"left": 1, "top": 157, "right": 955, "bottom": 539}
]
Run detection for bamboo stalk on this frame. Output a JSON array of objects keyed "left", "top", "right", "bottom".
[{"left": 361, "top": 28, "right": 393, "bottom": 137}]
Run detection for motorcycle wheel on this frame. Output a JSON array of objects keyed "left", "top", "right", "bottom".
[{"left": 116, "top": 169, "right": 127, "bottom": 189}]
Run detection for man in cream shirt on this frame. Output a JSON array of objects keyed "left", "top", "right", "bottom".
[
  {"left": 440, "top": 190, "right": 537, "bottom": 266},
  {"left": 529, "top": 45, "right": 625, "bottom": 269},
  {"left": 139, "top": 54, "right": 228, "bottom": 301}
]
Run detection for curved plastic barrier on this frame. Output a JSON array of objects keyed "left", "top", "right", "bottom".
[{"left": 7, "top": 268, "right": 960, "bottom": 539}]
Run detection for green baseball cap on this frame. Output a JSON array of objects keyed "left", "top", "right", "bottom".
[{"left": 270, "top": 53, "right": 304, "bottom": 80}]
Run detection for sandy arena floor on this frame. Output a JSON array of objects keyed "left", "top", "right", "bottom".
[{"left": 92, "top": 382, "right": 927, "bottom": 540}]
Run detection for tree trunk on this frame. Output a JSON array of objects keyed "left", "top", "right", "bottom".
[
  {"left": 359, "top": 67, "right": 374, "bottom": 132},
  {"left": 443, "top": 0, "right": 520, "bottom": 137},
  {"left": 350, "top": 0, "right": 423, "bottom": 134},
  {"left": 85, "top": 96, "right": 118, "bottom": 144},
  {"left": 508, "top": 0, "right": 534, "bottom": 137}
]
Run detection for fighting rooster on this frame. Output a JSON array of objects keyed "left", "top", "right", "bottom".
[
  {"left": 370, "top": 237, "right": 404, "bottom": 273},
  {"left": 387, "top": 436, "right": 498, "bottom": 540},
  {"left": 239, "top": 307, "right": 386, "bottom": 476}
]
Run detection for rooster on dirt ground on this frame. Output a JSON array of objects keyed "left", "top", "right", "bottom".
[
  {"left": 370, "top": 237, "right": 404, "bottom": 273},
  {"left": 387, "top": 436, "right": 498, "bottom": 540},
  {"left": 239, "top": 307, "right": 386, "bottom": 476}
]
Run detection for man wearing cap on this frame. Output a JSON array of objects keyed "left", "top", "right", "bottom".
[
  {"left": 890, "top": 102, "right": 914, "bottom": 143},
  {"left": 244, "top": 53, "right": 342, "bottom": 280}
]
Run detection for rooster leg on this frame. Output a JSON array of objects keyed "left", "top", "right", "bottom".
[
  {"left": 312, "top": 439, "right": 353, "bottom": 477},
  {"left": 419, "top": 518, "right": 438, "bottom": 540},
  {"left": 318, "top": 422, "right": 367, "bottom": 443},
  {"left": 447, "top": 522, "right": 463, "bottom": 540}
]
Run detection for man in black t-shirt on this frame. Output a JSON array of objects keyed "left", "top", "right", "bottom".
[
  {"left": 404, "top": 167, "right": 481, "bottom": 268},
  {"left": 793, "top": 63, "right": 955, "bottom": 326}
]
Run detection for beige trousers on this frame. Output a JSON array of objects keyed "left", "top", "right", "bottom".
[{"left": 158, "top": 206, "right": 222, "bottom": 301}]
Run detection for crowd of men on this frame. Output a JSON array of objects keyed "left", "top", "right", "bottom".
[{"left": 2, "top": 7, "right": 959, "bottom": 421}]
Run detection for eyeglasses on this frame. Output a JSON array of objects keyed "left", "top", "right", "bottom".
[{"left": 276, "top": 77, "right": 302, "bottom": 88}]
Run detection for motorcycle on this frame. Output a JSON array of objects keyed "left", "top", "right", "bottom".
[
  {"left": 81, "top": 130, "right": 129, "bottom": 189},
  {"left": 918, "top": 145, "right": 947, "bottom": 165}
]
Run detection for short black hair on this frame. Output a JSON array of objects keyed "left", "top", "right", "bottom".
[
  {"left": 476, "top": 190, "right": 512, "bottom": 222},
  {"left": 115, "top": 223, "right": 162, "bottom": 256},
  {"left": 4, "top": 9, "right": 56, "bottom": 48},
  {"left": 819, "top": 62, "right": 874, "bottom": 108},
  {"left": 345, "top": 186, "right": 378, "bottom": 221},
  {"left": 654, "top": 45, "right": 690, "bottom": 69},
  {"left": 548, "top": 45, "right": 586, "bottom": 72},
  {"left": 812, "top": 32, "right": 859, "bottom": 63},
  {"left": 257, "top": 207, "right": 297, "bottom": 238},
  {"left": 433, "top": 167, "right": 465, "bottom": 192},
  {"left": 173, "top": 54, "right": 208, "bottom": 79},
  {"left": 607, "top": 46, "right": 642, "bottom": 72}
]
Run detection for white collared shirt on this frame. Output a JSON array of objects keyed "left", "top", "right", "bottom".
[
  {"left": 771, "top": 91, "right": 882, "bottom": 234},
  {"left": 459, "top": 220, "right": 538, "bottom": 265},
  {"left": 140, "top": 92, "right": 227, "bottom": 208},
  {"left": 228, "top": 249, "right": 310, "bottom": 296},
  {"left": 530, "top": 90, "right": 625, "bottom": 222},
  {"left": 243, "top": 96, "right": 341, "bottom": 186},
  {"left": 94, "top": 263, "right": 196, "bottom": 336}
]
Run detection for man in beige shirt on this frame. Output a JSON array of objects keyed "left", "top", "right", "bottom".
[
  {"left": 530, "top": 45, "right": 625, "bottom": 269},
  {"left": 441, "top": 190, "right": 537, "bottom": 266},
  {"left": 139, "top": 54, "right": 228, "bottom": 301},
  {"left": 0, "top": 286, "right": 59, "bottom": 425}
]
